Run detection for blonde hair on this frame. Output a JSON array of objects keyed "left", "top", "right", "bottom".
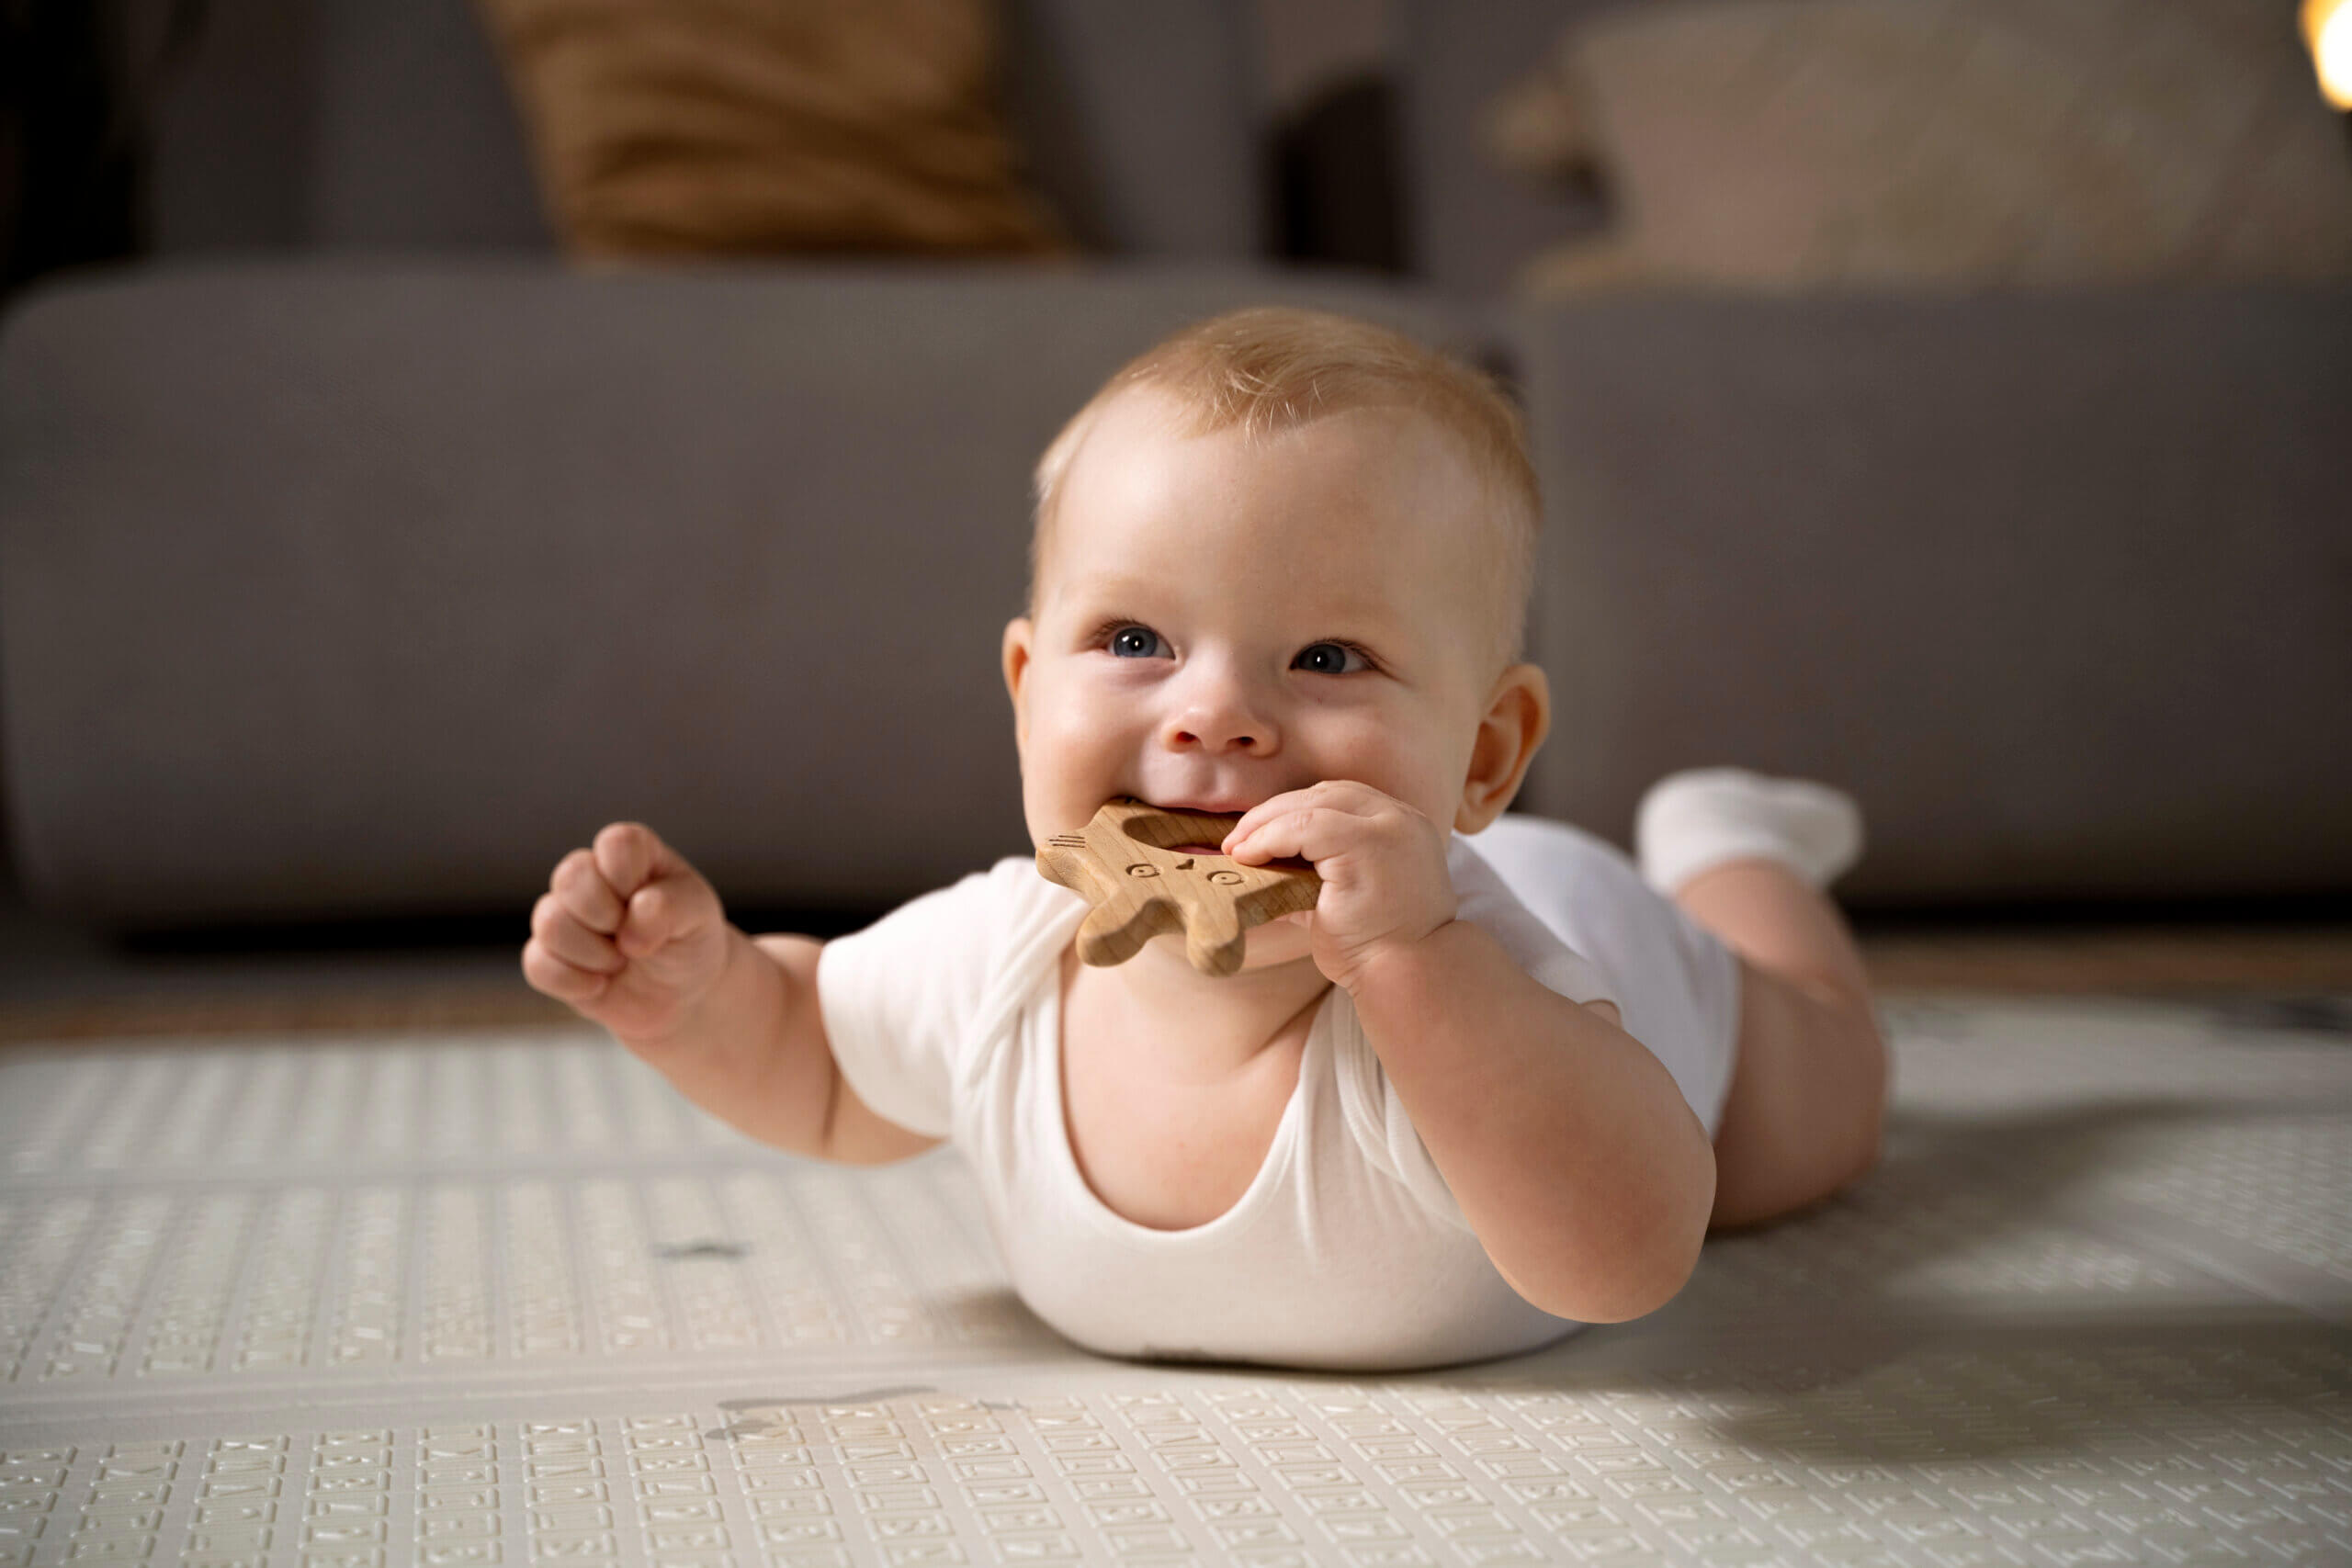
[{"left": 1028, "top": 307, "right": 1541, "bottom": 672}]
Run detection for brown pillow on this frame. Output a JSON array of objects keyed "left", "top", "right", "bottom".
[
  {"left": 476, "top": 0, "right": 1069, "bottom": 259},
  {"left": 1488, "top": 0, "right": 2352, "bottom": 294}
]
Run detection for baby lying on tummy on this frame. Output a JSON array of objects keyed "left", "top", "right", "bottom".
[{"left": 523, "top": 307, "right": 1889, "bottom": 1371}]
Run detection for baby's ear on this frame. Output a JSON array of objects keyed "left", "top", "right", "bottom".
[
  {"left": 1456, "top": 662, "right": 1551, "bottom": 833},
  {"left": 1001, "top": 617, "right": 1035, "bottom": 736}
]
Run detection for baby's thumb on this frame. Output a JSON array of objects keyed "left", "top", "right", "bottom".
[
  {"left": 592, "top": 820, "right": 684, "bottom": 899},
  {"left": 616, "top": 871, "right": 721, "bottom": 963}
]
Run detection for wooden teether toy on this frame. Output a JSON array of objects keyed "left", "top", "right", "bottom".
[{"left": 1038, "top": 797, "right": 1322, "bottom": 977}]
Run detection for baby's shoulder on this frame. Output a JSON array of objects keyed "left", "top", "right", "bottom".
[
  {"left": 923, "top": 853, "right": 1080, "bottom": 946},
  {"left": 829, "top": 854, "right": 1077, "bottom": 977},
  {"left": 979, "top": 852, "right": 1087, "bottom": 927},
  {"left": 1442, "top": 833, "right": 1545, "bottom": 949},
  {"left": 1444, "top": 836, "right": 1620, "bottom": 1010}
]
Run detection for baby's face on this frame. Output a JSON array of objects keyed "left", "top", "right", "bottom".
[{"left": 1004, "top": 388, "right": 1524, "bottom": 968}]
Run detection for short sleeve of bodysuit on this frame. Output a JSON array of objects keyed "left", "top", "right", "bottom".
[
  {"left": 815, "top": 857, "right": 1057, "bottom": 1139},
  {"left": 1448, "top": 840, "right": 1623, "bottom": 1013}
]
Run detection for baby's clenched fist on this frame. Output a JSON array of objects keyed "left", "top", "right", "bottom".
[{"left": 523, "top": 822, "right": 731, "bottom": 1047}]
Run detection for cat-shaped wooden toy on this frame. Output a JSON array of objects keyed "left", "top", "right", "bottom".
[{"left": 1037, "top": 797, "right": 1322, "bottom": 976}]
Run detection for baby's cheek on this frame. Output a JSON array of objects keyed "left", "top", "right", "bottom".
[
  {"left": 1018, "top": 716, "right": 1093, "bottom": 810},
  {"left": 1042, "top": 685, "right": 1134, "bottom": 754},
  {"left": 1315, "top": 726, "right": 1453, "bottom": 819},
  {"left": 1022, "top": 705, "right": 1073, "bottom": 761}
]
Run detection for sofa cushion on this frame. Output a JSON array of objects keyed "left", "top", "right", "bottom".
[
  {"left": 0, "top": 262, "right": 1476, "bottom": 925},
  {"left": 1512, "top": 290, "right": 2352, "bottom": 904}
]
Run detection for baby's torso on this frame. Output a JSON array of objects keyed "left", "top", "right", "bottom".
[
  {"left": 952, "top": 933, "right": 1579, "bottom": 1371},
  {"left": 1055, "top": 947, "right": 1317, "bottom": 1231},
  {"left": 817, "top": 832, "right": 1673, "bottom": 1370}
]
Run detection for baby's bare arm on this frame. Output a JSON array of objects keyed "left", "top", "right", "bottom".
[
  {"left": 636, "top": 931, "right": 937, "bottom": 1165},
  {"left": 523, "top": 823, "right": 937, "bottom": 1165},
  {"left": 1348, "top": 922, "right": 1717, "bottom": 1325},
  {"left": 1223, "top": 781, "right": 1715, "bottom": 1323}
]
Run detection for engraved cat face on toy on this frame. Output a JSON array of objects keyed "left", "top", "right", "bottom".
[{"left": 1001, "top": 386, "right": 1521, "bottom": 976}]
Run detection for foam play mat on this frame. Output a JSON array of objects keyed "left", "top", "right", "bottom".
[{"left": 1, "top": 994, "right": 2346, "bottom": 1566}]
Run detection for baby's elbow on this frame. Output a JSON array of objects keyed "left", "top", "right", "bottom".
[
  {"left": 1567, "top": 1229, "right": 1705, "bottom": 1325},
  {"left": 1507, "top": 1209, "right": 1709, "bottom": 1325}
]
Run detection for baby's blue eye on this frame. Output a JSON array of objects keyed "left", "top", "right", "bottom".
[
  {"left": 1294, "top": 641, "right": 1366, "bottom": 674},
  {"left": 1109, "top": 626, "right": 1165, "bottom": 659}
]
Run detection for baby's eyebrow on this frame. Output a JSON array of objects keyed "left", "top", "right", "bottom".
[
  {"left": 1056, "top": 572, "right": 1160, "bottom": 604},
  {"left": 1052, "top": 575, "right": 1408, "bottom": 644}
]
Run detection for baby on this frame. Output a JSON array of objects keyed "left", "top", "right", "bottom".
[{"left": 522, "top": 307, "right": 1888, "bottom": 1371}]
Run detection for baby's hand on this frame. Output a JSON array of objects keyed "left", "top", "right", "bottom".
[
  {"left": 522, "top": 822, "right": 733, "bottom": 1046},
  {"left": 1222, "top": 781, "right": 1457, "bottom": 990}
]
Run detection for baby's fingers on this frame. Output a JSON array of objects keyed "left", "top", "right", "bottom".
[
  {"left": 522, "top": 934, "right": 612, "bottom": 1004},
  {"left": 549, "top": 848, "right": 627, "bottom": 934},
  {"left": 616, "top": 867, "right": 722, "bottom": 961},
  {"left": 1220, "top": 786, "right": 1323, "bottom": 855},
  {"left": 1222, "top": 781, "right": 1387, "bottom": 863},
  {"left": 586, "top": 822, "right": 719, "bottom": 958},
  {"left": 530, "top": 890, "right": 623, "bottom": 975},
  {"left": 1227, "top": 802, "right": 1365, "bottom": 866},
  {"left": 592, "top": 821, "right": 693, "bottom": 900}
]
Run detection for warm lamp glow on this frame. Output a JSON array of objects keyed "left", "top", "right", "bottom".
[{"left": 2307, "top": 0, "right": 2352, "bottom": 109}]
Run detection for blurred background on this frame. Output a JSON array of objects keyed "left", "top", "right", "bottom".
[{"left": 1, "top": 0, "right": 2347, "bottom": 1036}]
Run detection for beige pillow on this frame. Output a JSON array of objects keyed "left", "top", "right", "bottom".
[
  {"left": 476, "top": 0, "right": 1069, "bottom": 259},
  {"left": 1488, "top": 0, "right": 2352, "bottom": 293}
]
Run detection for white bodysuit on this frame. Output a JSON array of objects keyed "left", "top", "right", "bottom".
[{"left": 816, "top": 813, "right": 1742, "bottom": 1371}]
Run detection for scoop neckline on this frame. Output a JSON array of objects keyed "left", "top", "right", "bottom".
[{"left": 1041, "top": 962, "right": 1331, "bottom": 1248}]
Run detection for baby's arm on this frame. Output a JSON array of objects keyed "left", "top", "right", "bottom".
[
  {"left": 1350, "top": 926, "right": 1714, "bottom": 1324},
  {"left": 1226, "top": 784, "right": 1714, "bottom": 1325},
  {"left": 522, "top": 823, "right": 940, "bottom": 1165}
]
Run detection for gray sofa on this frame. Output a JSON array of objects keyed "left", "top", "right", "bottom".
[{"left": 3, "top": 0, "right": 2346, "bottom": 930}]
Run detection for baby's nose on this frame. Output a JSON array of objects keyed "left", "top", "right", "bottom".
[
  {"left": 1164, "top": 676, "right": 1278, "bottom": 755},
  {"left": 1168, "top": 716, "right": 1269, "bottom": 753}
]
